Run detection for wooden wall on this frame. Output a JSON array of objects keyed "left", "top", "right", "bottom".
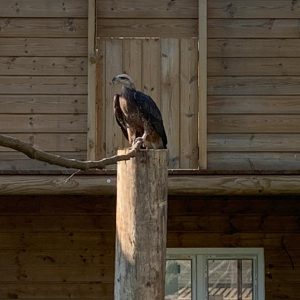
[
  {"left": 206, "top": 0, "right": 300, "bottom": 170},
  {"left": 98, "top": 0, "right": 300, "bottom": 171},
  {"left": 0, "top": 194, "right": 299, "bottom": 299},
  {"left": 0, "top": 0, "right": 88, "bottom": 170}
]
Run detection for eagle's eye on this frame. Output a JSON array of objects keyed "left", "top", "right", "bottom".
[{"left": 119, "top": 76, "right": 127, "bottom": 80}]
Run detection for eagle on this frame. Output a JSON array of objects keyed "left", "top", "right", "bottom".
[{"left": 112, "top": 74, "right": 167, "bottom": 149}]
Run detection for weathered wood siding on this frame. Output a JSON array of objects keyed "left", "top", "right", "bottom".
[
  {"left": 207, "top": 0, "right": 300, "bottom": 170},
  {"left": 98, "top": 0, "right": 300, "bottom": 170},
  {"left": 0, "top": 0, "right": 88, "bottom": 170},
  {"left": 0, "top": 195, "right": 299, "bottom": 299}
]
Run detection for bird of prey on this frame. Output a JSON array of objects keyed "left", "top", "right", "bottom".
[{"left": 112, "top": 74, "right": 167, "bottom": 149}]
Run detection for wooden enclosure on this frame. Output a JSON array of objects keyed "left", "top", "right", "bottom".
[
  {"left": 0, "top": 0, "right": 300, "bottom": 170},
  {"left": 0, "top": 194, "right": 299, "bottom": 299}
]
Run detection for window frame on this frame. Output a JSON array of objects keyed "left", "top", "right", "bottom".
[{"left": 166, "top": 248, "right": 265, "bottom": 300}]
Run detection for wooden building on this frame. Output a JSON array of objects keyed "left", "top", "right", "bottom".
[{"left": 0, "top": 0, "right": 300, "bottom": 299}]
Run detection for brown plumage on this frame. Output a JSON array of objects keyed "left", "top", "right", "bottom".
[{"left": 112, "top": 74, "right": 167, "bottom": 149}]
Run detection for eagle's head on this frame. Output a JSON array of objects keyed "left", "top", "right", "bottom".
[{"left": 112, "top": 74, "right": 135, "bottom": 89}]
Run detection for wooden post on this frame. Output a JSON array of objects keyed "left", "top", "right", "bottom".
[{"left": 115, "top": 149, "right": 168, "bottom": 300}]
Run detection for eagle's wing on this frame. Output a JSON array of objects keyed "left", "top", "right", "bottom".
[
  {"left": 113, "top": 94, "right": 128, "bottom": 140},
  {"left": 133, "top": 91, "right": 167, "bottom": 148}
]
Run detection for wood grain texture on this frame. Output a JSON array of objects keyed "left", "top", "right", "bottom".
[
  {"left": 208, "top": 0, "right": 300, "bottom": 18},
  {"left": 115, "top": 150, "right": 168, "bottom": 299},
  {"left": 0, "top": 57, "right": 87, "bottom": 76},
  {"left": 87, "top": 0, "right": 97, "bottom": 160},
  {"left": 208, "top": 134, "right": 300, "bottom": 152},
  {"left": 180, "top": 39, "right": 199, "bottom": 168},
  {"left": 208, "top": 58, "right": 300, "bottom": 76},
  {"left": 96, "top": 39, "right": 106, "bottom": 159},
  {"left": 0, "top": 76, "right": 87, "bottom": 95},
  {"left": 0, "top": 38, "right": 87, "bottom": 56},
  {"left": 104, "top": 39, "right": 125, "bottom": 157},
  {"left": 0, "top": 174, "right": 300, "bottom": 195},
  {"left": 208, "top": 39, "right": 300, "bottom": 58},
  {"left": 161, "top": 38, "right": 180, "bottom": 168},
  {"left": 0, "top": 133, "right": 86, "bottom": 152},
  {"left": 208, "top": 96, "right": 300, "bottom": 114},
  {"left": 208, "top": 77, "right": 300, "bottom": 95},
  {"left": 208, "top": 19, "right": 300, "bottom": 38},
  {"left": 142, "top": 39, "right": 161, "bottom": 107},
  {"left": 0, "top": 115, "right": 87, "bottom": 133},
  {"left": 98, "top": 18, "right": 197, "bottom": 37},
  {"left": 0, "top": 0, "right": 88, "bottom": 17},
  {"left": 208, "top": 115, "right": 300, "bottom": 133},
  {"left": 208, "top": 152, "right": 300, "bottom": 171},
  {"left": 97, "top": 0, "right": 198, "bottom": 18},
  {"left": 0, "top": 95, "right": 87, "bottom": 114},
  {"left": 198, "top": 0, "right": 208, "bottom": 169},
  {"left": 0, "top": 18, "right": 87, "bottom": 37}
]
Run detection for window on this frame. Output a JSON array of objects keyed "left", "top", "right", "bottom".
[{"left": 165, "top": 248, "right": 264, "bottom": 300}]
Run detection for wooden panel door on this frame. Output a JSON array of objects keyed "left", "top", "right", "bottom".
[{"left": 96, "top": 37, "right": 199, "bottom": 169}]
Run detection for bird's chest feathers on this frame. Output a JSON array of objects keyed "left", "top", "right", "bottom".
[{"left": 119, "top": 97, "right": 143, "bottom": 125}]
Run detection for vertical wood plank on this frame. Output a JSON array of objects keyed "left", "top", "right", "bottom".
[
  {"left": 198, "top": 0, "right": 207, "bottom": 169},
  {"left": 96, "top": 38, "right": 106, "bottom": 159},
  {"left": 123, "top": 39, "right": 142, "bottom": 90},
  {"left": 87, "top": 0, "right": 97, "bottom": 160},
  {"left": 142, "top": 38, "right": 161, "bottom": 108},
  {"left": 105, "top": 39, "right": 123, "bottom": 157},
  {"left": 180, "top": 38, "right": 199, "bottom": 168},
  {"left": 161, "top": 38, "right": 180, "bottom": 168}
]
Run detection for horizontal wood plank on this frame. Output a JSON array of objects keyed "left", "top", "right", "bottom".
[
  {"left": 208, "top": 39, "right": 300, "bottom": 57},
  {"left": 208, "top": 58, "right": 300, "bottom": 76},
  {"left": 0, "top": 283, "right": 113, "bottom": 299},
  {"left": 0, "top": 232, "right": 114, "bottom": 250},
  {"left": 0, "top": 134, "right": 86, "bottom": 152},
  {"left": 208, "top": 0, "right": 300, "bottom": 18},
  {"left": 0, "top": 153, "right": 87, "bottom": 171},
  {"left": 0, "top": 249, "right": 114, "bottom": 266},
  {"left": 208, "top": 96, "right": 300, "bottom": 114},
  {"left": 208, "top": 115, "right": 300, "bottom": 133},
  {"left": 0, "top": 95, "right": 87, "bottom": 114},
  {"left": 0, "top": 76, "right": 87, "bottom": 95},
  {"left": 0, "top": 57, "right": 87, "bottom": 76},
  {"left": 98, "top": 19, "right": 197, "bottom": 37},
  {"left": 97, "top": 0, "right": 198, "bottom": 18},
  {"left": 0, "top": 174, "right": 300, "bottom": 195},
  {"left": 208, "top": 19, "right": 300, "bottom": 38},
  {"left": 168, "top": 215, "right": 300, "bottom": 233},
  {"left": 208, "top": 152, "right": 300, "bottom": 171},
  {"left": 0, "top": 0, "right": 87, "bottom": 17},
  {"left": 0, "top": 265, "right": 113, "bottom": 282},
  {"left": 208, "top": 77, "right": 300, "bottom": 95},
  {"left": 0, "top": 115, "right": 87, "bottom": 133},
  {"left": 208, "top": 134, "right": 300, "bottom": 152},
  {"left": 167, "top": 233, "right": 300, "bottom": 249},
  {"left": 0, "top": 215, "right": 114, "bottom": 232},
  {"left": 0, "top": 38, "right": 87, "bottom": 56},
  {"left": 0, "top": 18, "right": 87, "bottom": 37}
]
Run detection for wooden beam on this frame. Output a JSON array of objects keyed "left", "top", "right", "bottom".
[
  {"left": 0, "top": 174, "right": 299, "bottom": 196},
  {"left": 115, "top": 149, "right": 168, "bottom": 299},
  {"left": 87, "top": 0, "right": 97, "bottom": 160},
  {"left": 198, "top": 0, "right": 207, "bottom": 169}
]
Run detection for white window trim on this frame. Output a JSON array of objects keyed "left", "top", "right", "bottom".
[{"left": 167, "top": 248, "right": 265, "bottom": 300}]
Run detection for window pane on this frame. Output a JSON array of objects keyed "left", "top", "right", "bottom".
[
  {"left": 165, "top": 259, "right": 192, "bottom": 300},
  {"left": 208, "top": 259, "right": 253, "bottom": 300},
  {"left": 242, "top": 260, "right": 253, "bottom": 300}
]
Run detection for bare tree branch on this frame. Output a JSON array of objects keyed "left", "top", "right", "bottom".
[{"left": 0, "top": 134, "right": 141, "bottom": 170}]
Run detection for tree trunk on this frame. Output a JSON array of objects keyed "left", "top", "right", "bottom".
[{"left": 115, "top": 149, "right": 168, "bottom": 300}]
